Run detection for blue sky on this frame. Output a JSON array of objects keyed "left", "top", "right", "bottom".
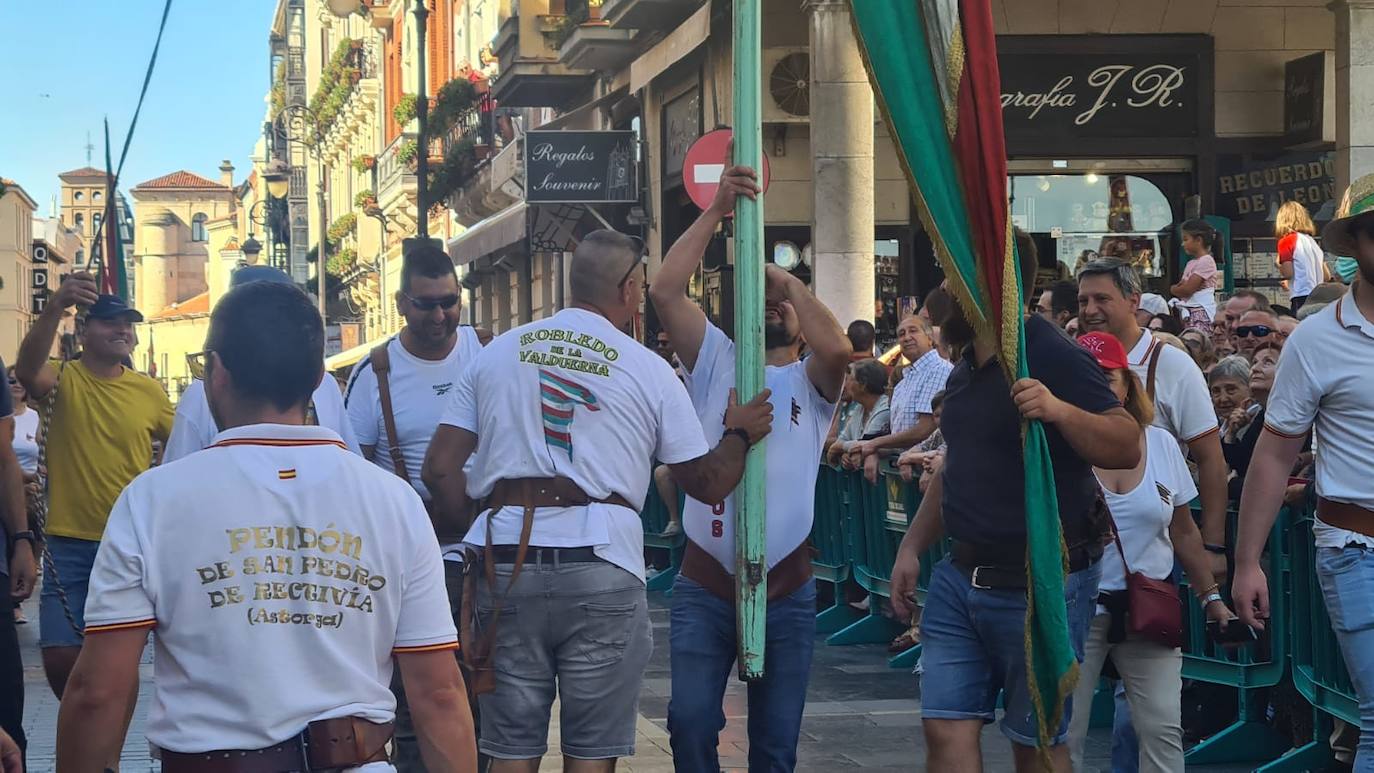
[{"left": 0, "top": 0, "right": 277, "bottom": 210}]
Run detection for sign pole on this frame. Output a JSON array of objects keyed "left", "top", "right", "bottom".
[{"left": 732, "top": 0, "right": 767, "bottom": 681}]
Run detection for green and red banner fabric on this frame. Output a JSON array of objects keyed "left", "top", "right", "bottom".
[{"left": 850, "top": 0, "right": 1076, "bottom": 759}]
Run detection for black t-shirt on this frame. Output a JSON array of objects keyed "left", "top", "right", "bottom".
[{"left": 940, "top": 315, "right": 1120, "bottom": 548}]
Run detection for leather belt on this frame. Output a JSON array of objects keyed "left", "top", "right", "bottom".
[
  {"left": 680, "top": 540, "right": 813, "bottom": 602},
  {"left": 160, "top": 717, "right": 392, "bottom": 773},
  {"left": 485, "top": 477, "right": 634, "bottom": 512},
  {"left": 1318, "top": 497, "right": 1374, "bottom": 541},
  {"left": 950, "top": 540, "right": 1100, "bottom": 590},
  {"left": 489, "top": 545, "right": 601, "bottom": 565}
]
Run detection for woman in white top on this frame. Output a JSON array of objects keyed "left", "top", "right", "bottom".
[
  {"left": 1067, "top": 333, "right": 1231, "bottom": 773},
  {"left": 8, "top": 366, "right": 38, "bottom": 624},
  {"left": 1275, "top": 201, "right": 1331, "bottom": 313}
]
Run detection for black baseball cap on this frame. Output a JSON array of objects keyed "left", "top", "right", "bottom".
[
  {"left": 87, "top": 294, "right": 144, "bottom": 322},
  {"left": 230, "top": 265, "right": 295, "bottom": 288}
]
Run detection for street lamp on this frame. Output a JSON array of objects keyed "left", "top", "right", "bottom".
[
  {"left": 263, "top": 159, "right": 292, "bottom": 199},
  {"left": 241, "top": 235, "right": 263, "bottom": 263},
  {"left": 275, "top": 103, "right": 329, "bottom": 320}
]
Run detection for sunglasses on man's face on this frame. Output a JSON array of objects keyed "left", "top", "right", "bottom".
[
  {"left": 618, "top": 236, "right": 648, "bottom": 288},
  {"left": 1234, "top": 325, "right": 1273, "bottom": 338},
  {"left": 404, "top": 292, "right": 461, "bottom": 312}
]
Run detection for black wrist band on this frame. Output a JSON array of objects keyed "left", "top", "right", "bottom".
[
  {"left": 722, "top": 427, "right": 751, "bottom": 447},
  {"left": 10, "top": 530, "right": 35, "bottom": 546},
  {"left": 1204, "top": 543, "right": 1228, "bottom": 555}
]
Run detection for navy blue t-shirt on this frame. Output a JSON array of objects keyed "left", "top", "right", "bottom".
[
  {"left": 0, "top": 355, "right": 14, "bottom": 578},
  {"left": 940, "top": 315, "right": 1120, "bottom": 548}
]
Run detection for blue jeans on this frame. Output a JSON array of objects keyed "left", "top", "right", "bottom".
[
  {"left": 39, "top": 536, "right": 100, "bottom": 648},
  {"left": 920, "top": 557, "right": 1102, "bottom": 746},
  {"left": 667, "top": 574, "right": 817, "bottom": 773},
  {"left": 1113, "top": 682, "right": 1140, "bottom": 772},
  {"left": 1317, "top": 546, "right": 1374, "bottom": 771}
]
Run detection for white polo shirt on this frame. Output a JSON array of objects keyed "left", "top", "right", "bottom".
[
  {"left": 163, "top": 377, "right": 361, "bottom": 463},
  {"left": 1125, "top": 329, "right": 1218, "bottom": 445},
  {"left": 1265, "top": 291, "right": 1374, "bottom": 547},
  {"left": 440, "top": 308, "right": 709, "bottom": 582},
  {"left": 344, "top": 327, "right": 483, "bottom": 501},
  {"left": 682, "top": 323, "right": 837, "bottom": 572},
  {"left": 83, "top": 424, "right": 456, "bottom": 756}
]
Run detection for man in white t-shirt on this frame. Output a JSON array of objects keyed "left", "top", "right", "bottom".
[
  {"left": 54, "top": 280, "right": 475, "bottom": 772},
  {"left": 1234, "top": 180, "right": 1374, "bottom": 763},
  {"left": 422, "top": 229, "right": 773, "bottom": 773},
  {"left": 1078, "top": 259, "right": 1228, "bottom": 557},
  {"left": 344, "top": 241, "right": 489, "bottom": 771},
  {"left": 163, "top": 266, "right": 361, "bottom": 463},
  {"left": 648, "top": 163, "right": 849, "bottom": 771}
]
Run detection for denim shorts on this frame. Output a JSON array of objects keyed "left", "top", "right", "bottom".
[
  {"left": 39, "top": 536, "right": 101, "bottom": 648},
  {"left": 919, "top": 556, "right": 1101, "bottom": 746},
  {"left": 474, "top": 556, "right": 652, "bottom": 760}
]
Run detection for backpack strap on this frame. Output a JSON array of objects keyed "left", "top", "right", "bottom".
[
  {"left": 1145, "top": 338, "right": 1164, "bottom": 402},
  {"left": 369, "top": 344, "right": 409, "bottom": 482}
]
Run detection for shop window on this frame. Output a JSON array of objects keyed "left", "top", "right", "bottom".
[
  {"left": 1009, "top": 174, "right": 1173, "bottom": 279},
  {"left": 191, "top": 213, "right": 209, "bottom": 242}
]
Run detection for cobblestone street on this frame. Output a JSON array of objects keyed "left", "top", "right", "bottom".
[{"left": 16, "top": 582, "right": 1255, "bottom": 772}]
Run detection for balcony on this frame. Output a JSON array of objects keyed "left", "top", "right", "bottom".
[
  {"left": 441, "top": 107, "right": 525, "bottom": 226},
  {"left": 600, "top": 0, "right": 700, "bottom": 31},
  {"left": 558, "top": 20, "right": 640, "bottom": 72},
  {"left": 490, "top": 9, "right": 595, "bottom": 109},
  {"left": 377, "top": 133, "right": 418, "bottom": 229}
]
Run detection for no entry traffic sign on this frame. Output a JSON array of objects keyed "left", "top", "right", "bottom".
[{"left": 682, "top": 128, "right": 772, "bottom": 214}]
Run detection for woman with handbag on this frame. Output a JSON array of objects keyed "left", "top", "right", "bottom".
[{"left": 1067, "top": 333, "right": 1233, "bottom": 773}]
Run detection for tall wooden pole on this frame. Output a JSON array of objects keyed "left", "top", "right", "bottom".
[{"left": 732, "top": 0, "right": 767, "bottom": 681}]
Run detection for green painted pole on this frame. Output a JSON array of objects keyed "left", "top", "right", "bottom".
[{"left": 732, "top": 0, "right": 767, "bottom": 681}]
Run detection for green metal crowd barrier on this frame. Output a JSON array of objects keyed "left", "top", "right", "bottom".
[
  {"left": 641, "top": 467, "right": 686, "bottom": 593},
  {"left": 639, "top": 466, "right": 1367, "bottom": 770}
]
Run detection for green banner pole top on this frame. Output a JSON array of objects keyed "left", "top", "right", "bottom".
[{"left": 732, "top": 0, "right": 768, "bottom": 682}]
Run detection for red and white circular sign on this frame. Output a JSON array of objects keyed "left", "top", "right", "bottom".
[{"left": 682, "top": 128, "right": 772, "bottom": 214}]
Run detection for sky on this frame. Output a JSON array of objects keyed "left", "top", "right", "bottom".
[{"left": 0, "top": 0, "right": 278, "bottom": 211}]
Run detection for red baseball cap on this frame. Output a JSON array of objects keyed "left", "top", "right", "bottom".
[{"left": 1077, "top": 332, "right": 1130, "bottom": 371}]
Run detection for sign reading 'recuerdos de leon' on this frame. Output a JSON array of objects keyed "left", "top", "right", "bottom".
[
  {"left": 524, "top": 130, "right": 639, "bottom": 204},
  {"left": 996, "top": 37, "right": 1207, "bottom": 140}
]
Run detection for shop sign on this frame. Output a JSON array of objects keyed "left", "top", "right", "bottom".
[
  {"left": 1214, "top": 151, "right": 1336, "bottom": 221},
  {"left": 662, "top": 86, "right": 701, "bottom": 188},
  {"left": 998, "top": 42, "right": 1202, "bottom": 139},
  {"left": 1284, "top": 52, "right": 1325, "bottom": 146},
  {"left": 524, "top": 130, "right": 639, "bottom": 204},
  {"left": 30, "top": 242, "right": 49, "bottom": 314}
]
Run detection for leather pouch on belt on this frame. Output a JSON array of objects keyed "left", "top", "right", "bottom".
[{"left": 307, "top": 716, "right": 393, "bottom": 769}]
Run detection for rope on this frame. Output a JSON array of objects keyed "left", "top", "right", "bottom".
[{"left": 33, "top": 364, "right": 82, "bottom": 639}]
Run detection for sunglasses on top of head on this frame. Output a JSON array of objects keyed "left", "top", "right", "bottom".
[
  {"left": 403, "top": 292, "right": 461, "bottom": 312},
  {"left": 1234, "top": 325, "right": 1273, "bottom": 338},
  {"left": 617, "top": 236, "right": 648, "bottom": 288}
]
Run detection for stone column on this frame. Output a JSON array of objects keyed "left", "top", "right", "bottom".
[
  {"left": 806, "top": 0, "right": 875, "bottom": 327},
  {"left": 1332, "top": 0, "right": 1374, "bottom": 195}
]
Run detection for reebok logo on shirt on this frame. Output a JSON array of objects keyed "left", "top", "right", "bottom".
[
  {"left": 432, "top": 382, "right": 455, "bottom": 396},
  {"left": 791, "top": 398, "right": 801, "bottom": 426},
  {"left": 1156, "top": 482, "right": 1172, "bottom": 506}
]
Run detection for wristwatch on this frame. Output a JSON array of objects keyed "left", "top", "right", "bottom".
[
  {"left": 722, "top": 427, "right": 752, "bottom": 447},
  {"left": 9, "top": 530, "right": 36, "bottom": 547},
  {"left": 1202, "top": 592, "right": 1225, "bottom": 607}
]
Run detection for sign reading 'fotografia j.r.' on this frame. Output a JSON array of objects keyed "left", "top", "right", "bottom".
[
  {"left": 997, "top": 36, "right": 1206, "bottom": 140},
  {"left": 524, "top": 130, "right": 639, "bottom": 204}
]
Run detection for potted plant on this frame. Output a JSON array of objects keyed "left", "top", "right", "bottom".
[
  {"left": 397, "top": 139, "right": 419, "bottom": 168},
  {"left": 354, "top": 189, "right": 376, "bottom": 209},
  {"left": 353, "top": 155, "right": 375, "bottom": 174},
  {"left": 393, "top": 94, "right": 417, "bottom": 126}
]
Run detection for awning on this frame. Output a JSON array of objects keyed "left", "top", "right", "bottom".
[
  {"left": 447, "top": 202, "right": 527, "bottom": 267},
  {"left": 325, "top": 336, "right": 386, "bottom": 372},
  {"left": 629, "top": 2, "right": 710, "bottom": 92}
]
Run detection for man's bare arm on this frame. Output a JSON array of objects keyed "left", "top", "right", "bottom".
[
  {"left": 56, "top": 627, "right": 148, "bottom": 771},
  {"left": 421, "top": 426, "right": 476, "bottom": 532},
  {"left": 648, "top": 165, "right": 759, "bottom": 372},
  {"left": 0, "top": 418, "right": 33, "bottom": 602},
  {"left": 771, "top": 267, "right": 850, "bottom": 401},
  {"left": 860, "top": 416, "right": 937, "bottom": 456},
  {"left": 1189, "top": 432, "right": 1230, "bottom": 546},
  {"left": 398, "top": 649, "right": 477, "bottom": 772}
]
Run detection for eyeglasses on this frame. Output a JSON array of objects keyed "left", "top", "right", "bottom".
[
  {"left": 6, "top": 378, "right": 17, "bottom": 386},
  {"left": 617, "top": 237, "right": 648, "bottom": 289},
  {"left": 1234, "top": 325, "right": 1273, "bottom": 338},
  {"left": 403, "top": 292, "right": 461, "bottom": 312}
]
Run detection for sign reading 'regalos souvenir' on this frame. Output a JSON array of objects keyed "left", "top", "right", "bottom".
[
  {"left": 524, "top": 130, "right": 639, "bottom": 204},
  {"left": 996, "top": 37, "right": 1205, "bottom": 140}
]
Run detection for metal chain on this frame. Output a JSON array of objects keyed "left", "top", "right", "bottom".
[{"left": 33, "top": 363, "right": 82, "bottom": 639}]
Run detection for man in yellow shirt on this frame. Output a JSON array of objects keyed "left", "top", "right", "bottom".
[{"left": 15, "top": 272, "right": 173, "bottom": 698}]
